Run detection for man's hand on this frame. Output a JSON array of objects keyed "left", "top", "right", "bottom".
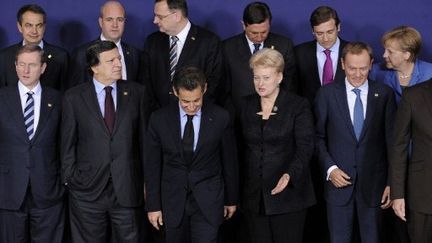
[
  {"left": 380, "top": 186, "right": 392, "bottom": 209},
  {"left": 271, "top": 173, "right": 290, "bottom": 195},
  {"left": 224, "top": 205, "right": 237, "bottom": 220},
  {"left": 392, "top": 199, "right": 406, "bottom": 221},
  {"left": 148, "top": 211, "right": 164, "bottom": 230},
  {"left": 329, "top": 168, "right": 352, "bottom": 188}
]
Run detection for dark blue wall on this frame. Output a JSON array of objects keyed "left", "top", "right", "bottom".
[{"left": 2, "top": 0, "right": 431, "bottom": 62}]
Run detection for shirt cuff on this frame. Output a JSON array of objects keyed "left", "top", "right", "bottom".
[{"left": 326, "top": 165, "right": 338, "bottom": 181}]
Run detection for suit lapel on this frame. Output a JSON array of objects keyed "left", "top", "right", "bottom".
[
  {"left": 5, "top": 87, "right": 29, "bottom": 140},
  {"left": 80, "top": 82, "right": 110, "bottom": 134},
  {"left": 360, "top": 82, "right": 378, "bottom": 140},
  {"left": 238, "top": 35, "right": 252, "bottom": 60},
  {"left": 195, "top": 104, "right": 211, "bottom": 154},
  {"left": 334, "top": 82, "right": 357, "bottom": 139},
  {"left": 423, "top": 83, "right": 432, "bottom": 116},
  {"left": 169, "top": 104, "right": 183, "bottom": 157},
  {"left": 32, "top": 88, "right": 55, "bottom": 142},
  {"left": 112, "top": 81, "right": 130, "bottom": 135},
  {"left": 121, "top": 43, "right": 134, "bottom": 79},
  {"left": 177, "top": 25, "right": 198, "bottom": 66}
]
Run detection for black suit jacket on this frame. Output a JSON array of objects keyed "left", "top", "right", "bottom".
[
  {"left": 315, "top": 80, "right": 396, "bottom": 207},
  {"left": 145, "top": 102, "right": 238, "bottom": 227},
  {"left": 61, "top": 80, "right": 150, "bottom": 207},
  {"left": 295, "top": 39, "right": 348, "bottom": 104},
  {"left": 391, "top": 79, "right": 432, "bottom": 213},
  {"left": 0, "top": 85, "right": 63, "bottom": 210},
  {"left": 222, "top": 32, "right": 297, "bottom": 109},
  {"left": 0, "top": 41, "right": 69, "bottom": 91},
  {"left": 143, "top": 24, "right": 223, "bottom": 108},
  {"left": 67, "top": 39, "right": 142, "bottom": 89},
  {"left": 238, "top": 90, "right": 315, "bottom": 214}
]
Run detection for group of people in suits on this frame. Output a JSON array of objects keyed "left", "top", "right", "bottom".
[{"left": 1, "top": 0, "right": 432, "bottom": 243}]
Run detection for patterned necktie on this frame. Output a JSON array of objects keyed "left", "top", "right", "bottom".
[
  {"left": 104, "top": 86, "right": 115, "bottom": 134},
  {"left": 24, "top": 91, "right": 35, "bottom": 140},
  {"left": 253, "top": 43, "right": 261, "bottom": 54},
  {"left": 323, "top": 49, "right": 334, "bottom": 85},
  {"left": 169, "top": 36, "right": 179, "bottom": 81},
  {"left": 352, "top": 88, "right": 364, "bottom": 140},
  {"left": 183, "top": 115, "right": 194, "bottom": 164}
]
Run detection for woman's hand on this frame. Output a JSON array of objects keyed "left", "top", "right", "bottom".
[{"left": 271, "top": 173, "right": 290, "bottom": 195}]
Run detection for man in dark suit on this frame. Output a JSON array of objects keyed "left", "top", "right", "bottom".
[
  {"left": 61, "top": 41, "right": 150, "bottom": 243},
  {"left": 295, "top": 6, "right": 348, "bottom": 105},
  {"left": 143, "top": 0, "right": 223, "bottom": 108},
  {"left": 391, "top": 79, "right": 432, "bottom": 242},
  {"left": 222, "top": 1, "right": 297, "bottom": 110},
  {"left": 315, "top": 42, "right": 396, "bottom": 243},
  {"left": 0, "top": 45, "right": 64, "bottom": 242},
  {"left": 67, "top": 1, "right": 142, "bottom": 89},
  {"left": 145, "top": 66, "right": 238, "bottom": 243},
  {"left": 0, "top": 4, "right": 69, "bottom": 91}
]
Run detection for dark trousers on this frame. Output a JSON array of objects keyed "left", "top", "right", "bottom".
[
  {"left": 244, "top": 209, "right": 307, "bottom": 243},
  {"left": 327, "top": 191, "right": 382, "bottom": 243},
  {"left": 0, "top": 186, "right": 65, "bottom": 243},
  {"left": 407, "top": 210, "right": 432, "bottom": 243},
  {"left": 69, "top": 180, "right": 142, "bottom": 243},
  {"left": 165, "top": 194, "right": 219, "bottom": 243}
]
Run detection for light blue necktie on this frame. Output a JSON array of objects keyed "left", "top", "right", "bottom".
[
  {"left": 24, "top": 91, "right": 35, "bottom": 140},
  {"left": 352, "top": 88, "right": 364, "bottom": 140}
]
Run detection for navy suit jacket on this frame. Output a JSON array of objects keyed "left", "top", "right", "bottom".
[
  {"left": 67, "top": 39, "right": 143, "bottom": 89},
  {"left": 143, "top": 24, "right": 223, "bottom": 108},
  {"left": 0, "top": 41, "right": 69, "bottom": 91},
  {"left": 0, "top": 85, "right": 63, "bottom": 210},
  {"left": 295, "top": 39, "right": 348, "bottom": 104},
  {"left": 314, "top": 80, "right": 396, "bottom": 207},
  {"left": 145, "top": 102, "right": 238, "bottom": 227}
]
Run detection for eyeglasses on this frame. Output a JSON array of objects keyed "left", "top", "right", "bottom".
[{"left": 154, "top": 12, "right": 176, "bottom": 21}]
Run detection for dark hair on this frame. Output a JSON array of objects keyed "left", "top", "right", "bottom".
[
  {"left": 309, "top": 6, "right": 340, "bottom": 28},
  {"left": 15, "top": 44, "right": 46, "bottom": 63},
  {"left": 341, "top": 42, "right": 374, "bottom": 61},
  {"left": 155, "top": 0, "right": 188, "bottom": 17},
  {"left": 173, "top": 66, "right": 206, "bottom": 93},
  {"left": 86, "top": 40, "right": 117, "bottom": 75},
  {"left": 17, "top": 4, "right": 46, "bottom": 25},
  {"left": 243, "top": 1, "right": 272, "bottom": 26}
]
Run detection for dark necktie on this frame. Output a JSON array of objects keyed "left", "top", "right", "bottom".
[
  {"left": 253, "top": 43, "right": 261, "bottom": 54},
  {"left": 24, "top": 91, "right": 35, "bottom": 140},
  {"left": 104, "top": 86, "right": 115, "bottom": 134},
  {"left": 352, "top": 88, "right": 364, "bottom": 140},
  {"left": 183, "top": 115, "right": 194, "bottom": 163},
  {"left": 169, "top": 36, "right": 179, "bottom": 81},
  {"left": 323, "top": 49, "right": 334, "bottom": 85}
]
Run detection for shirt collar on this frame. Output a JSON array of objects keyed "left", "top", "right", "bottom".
[
  {"left": 175, "top": 20, "right": 191, "bottom": 43},
  {"left": 18, "top": 80, "right": 42, "bottom": 97},
  {"left": 100, "top": 34, "right": 121, "bottom": 46},
  {"left": 93, "top": 78, "right": 117, "bottom": 95},
  {"left": 22, "top": 40, "right": 44, "bottom": 49},
  {"left": 317, "top": 37, "right": 340, "bottom": 52}
]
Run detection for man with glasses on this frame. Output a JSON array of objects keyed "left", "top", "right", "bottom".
[
  {"left": 67, "top": 0, "right": 142, "bottom": 89},
  {"left": 142, "top": 0, "right": 223, "bottom": 109},
  {"left": 0, "top": 4, "right": 69, "bottom": 91}
]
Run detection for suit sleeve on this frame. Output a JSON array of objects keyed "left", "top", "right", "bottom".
[
  {"left": 390, "top": 90, "right": 412, "bottom": 199},
  {"left": 286, "top": 99, "right": 314, "bottom": 185},
  {"left": 384, "top": 89, "right": 397, "bottom": 186},
  {"left": 144, "top": 114, "right": 163, "bottom": 212},
  {"left": 60, "top": 94, "right": 78, "bottom": 185}
]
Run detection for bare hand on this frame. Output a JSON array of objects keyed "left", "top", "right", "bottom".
[
  {"left": 380, "top": 186, "right": 392, "bottom": 209},
  {"left": 392, "top": 199, "right": 406, "bottom": 221},
  {"left": 224, "top": 205, "right": 237, "bottom": 220},
  {"left": 147, "top": 211, "right": 164, "bottom": 230},
  {"left": 271, "top": 173, "right": 290, "bottom": 195},
  {"left": 329, "top": 168, "right": 351, "bottom": 188}
]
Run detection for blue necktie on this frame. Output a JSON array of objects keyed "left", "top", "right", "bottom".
[
  {"left": 352, "top": 88, "right": 364, "bottom": 140},
  {"left": 24, "top": 91, "right": 35, "bottom": 140},
  {"left": 169, "top": 36, "right": 179, "bottom": 81},
  {"left": 253, "top": 43, "right": 261, "bottom": 54}
]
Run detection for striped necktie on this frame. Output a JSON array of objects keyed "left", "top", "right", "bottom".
[
  {"left": 169, "top": 36, "right": 179, "bottom": 81},
  {"left": 24, "top": 91, "right": 35, "bottom": 140}
]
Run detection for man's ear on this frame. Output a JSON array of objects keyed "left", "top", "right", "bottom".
[{"left": 172, "top": 86, "right": 179, "bottom": 97}]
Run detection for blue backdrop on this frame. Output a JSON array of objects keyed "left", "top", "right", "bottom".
[{"left": 1, "top": 0, "right": 431, "bottom": 62}]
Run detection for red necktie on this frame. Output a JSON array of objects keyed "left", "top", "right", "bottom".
[
  {"left": 104, "top": 86, "right": 115, "bottom": 134},
  {"left": 323, "top": 49, "right": 334, "bottom": 85}
]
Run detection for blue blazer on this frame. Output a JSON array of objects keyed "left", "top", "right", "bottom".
[
  {"left": 314, "top": 80, "right": 396, "bottom": 206},
  {"left": 369, "top": 59, "right": 432, "bottom": 103}
]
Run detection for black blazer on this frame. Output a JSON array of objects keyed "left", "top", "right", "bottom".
[
  {"left": 238, "top": 90, "right": 315, "bottom": 215},
  {"left": 143, "top": 24, "right": 223, "bottom": 108},
  {"left": 145, "top": 102, "right": 238, "bottom": 227},
  {"left": 222, "top": 32, "right": 297, "bottom": 109},
  {"left": 61, "top": 80, "right": 150, "bottom": 207},
  {"left": 0, "top": 85, "right": 63, "bottom": 210},
  {"left": 295, "top": 39, "right": 348, "bottom": 104},
  {"left": 0, "top": 41, "right": 69, "bottom": 91},
  {"left": 314, "top": 80, "right": 396, "bottom": 207},
  {"left": 67, "top": 39, "right": 143, "bottom": 89}
]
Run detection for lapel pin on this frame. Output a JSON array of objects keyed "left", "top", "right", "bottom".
[
  {"left": 374, "top": 93, "right": 379, "bottom": 97},
  {"left": 48, "top": 103, "right": 52, "bottom": 107},
  {"left": 48, "top": 54, "right": 52, "bottom": 59},
  {"left": 209, "top": 118, "right": 213, "bottom": 122},
  {"left": 271, "top": 45, "right": 275, "bottom": 49},
  {"left": 123, "top": 91, "right": 128, "bottom": 96},
  {"left": 126, "top": 51, "right": 130, "bottom": 55},
  {"left": 272, "top": 106, "right": 278, "bottom": 112},
  {"left": 191, "top": 36, "right": 196, "bottom": 41}
]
